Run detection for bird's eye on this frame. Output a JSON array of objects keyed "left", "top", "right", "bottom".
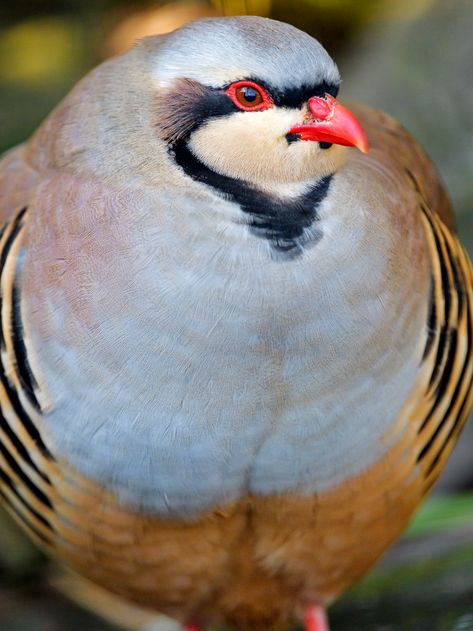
[
  {"left": 225, "top": 81, "right": 272, "bottom": 111},
  {"left": 238, "top": 87, "right": 260, "bottom": 105}
]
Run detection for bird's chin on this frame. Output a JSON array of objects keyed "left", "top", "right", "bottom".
[
  {"left": 283, "top": 139, "right": 347, "bottom": 182},
  {"left": 185, "top": 108, "right": 346, "bottom": 187},
  {"left": 187, "top": 135, "right": 345, "bottom": 191}
]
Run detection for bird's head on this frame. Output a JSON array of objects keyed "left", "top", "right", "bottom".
[
  {"left": 29, "top": 16, "right": 370, "bottom": 256},
  {"left": 151, "top": 16, "right": 368, "bottom": 189}
]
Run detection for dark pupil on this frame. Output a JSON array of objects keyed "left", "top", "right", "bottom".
[{"left": 243, "top": 87, "right": 258, "bottom": 102}]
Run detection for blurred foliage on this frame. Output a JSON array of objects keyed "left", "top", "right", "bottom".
[
  {"left": 330, "top": 496, "right": 473, "bottom": 630},
  {"left": 406, "top": 494, "right": 473, "bottom": 538},
  {"left": 333, "top": 540, "right": 473, "bottom": 631},
  {"left": 0, "top": 17, "right": 87, "bottom": 85},
  {"left": 333, "top": 495, "right": 473, "bottom": 629},
  {"left": 0, "top": 0, "right": 435, "bottom": 153}
]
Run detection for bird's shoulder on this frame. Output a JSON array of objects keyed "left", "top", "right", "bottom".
[
  {"left": 341, "top": 103, "right": 473, "bottom": 495},
  {"left": 351, "top": 102, "right": 454, "bottom": 230},
  {"left": 0, "top": 145, "right": 40, "bottom": 224},
  {"left": 399, "top": 201, "right": 473, "bottom": 494}
]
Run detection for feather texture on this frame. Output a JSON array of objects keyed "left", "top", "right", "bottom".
[{"left": 0, "top": 17, "right": 471, "bottom": 630}]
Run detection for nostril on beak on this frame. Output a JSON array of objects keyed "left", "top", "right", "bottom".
[{"left": 308, "top": 95, "right": 334, "bottom": 121}]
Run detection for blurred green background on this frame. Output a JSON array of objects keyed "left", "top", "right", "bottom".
[{"left": 1, "top": 0, "right": 473, "bottom": 629}]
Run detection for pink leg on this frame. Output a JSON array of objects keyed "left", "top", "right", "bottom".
[
  {"left": 184, "top": 625, "right": 201, "bottom": 631},
  {"left": 305, "top": 604, "right": 330, "bottom": 631}
]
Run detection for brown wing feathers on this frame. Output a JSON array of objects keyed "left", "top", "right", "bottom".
[
  {"left": 414, "top": 193, "right": 473, "bottom": 491},
  {"left": 0, "top": 207, "right": 57, "bottom": 547}
]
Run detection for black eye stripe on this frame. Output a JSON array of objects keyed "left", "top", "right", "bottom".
[
  {"left": 276, "top": 82, "right": 339, "bottom": 107},
  {"left": 159, "top": 77, "right": 340, "bottom": 145},
  {"left": 223, "top": 79, "right": 339, "bottom": 109}
]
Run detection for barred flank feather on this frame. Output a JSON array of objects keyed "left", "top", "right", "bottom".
[{"left": 415, "top": 202, "right": 473, "bottom": 490}]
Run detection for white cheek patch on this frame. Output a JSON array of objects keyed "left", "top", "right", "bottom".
[{"left": 188, "top": 108, "right": 346, "bottom": 186}]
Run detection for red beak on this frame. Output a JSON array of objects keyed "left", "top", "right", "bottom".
[{"left": 289, "top": 94, "right": 369, "bottom": 154}]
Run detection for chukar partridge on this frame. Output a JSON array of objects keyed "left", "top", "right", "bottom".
[{"left": 0, "top": 15, "right": 471, "bottom": 631}]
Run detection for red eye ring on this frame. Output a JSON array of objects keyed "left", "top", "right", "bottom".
[{"left": 225, "top": 80, "right": 273, "bottom": 111}]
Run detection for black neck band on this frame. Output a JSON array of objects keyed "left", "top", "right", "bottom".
[{"left": 171, "top": 139, "right": 332, "bottom": 259}]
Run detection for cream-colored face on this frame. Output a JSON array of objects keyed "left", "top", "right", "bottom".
[{"left": 187, "top": 106, "right": 347, "bottom": 188}]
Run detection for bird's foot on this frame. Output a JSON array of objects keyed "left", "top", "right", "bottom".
[
  {"left": 305, "top": 604, "right": 329, "bottom": 631},
  {"left": 184, "top": 625, "right": 201, "bottom": 631}
]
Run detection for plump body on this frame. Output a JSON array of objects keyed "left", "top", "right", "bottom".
[{"left": 0, "top": 17, "right": 471, "bottom": 630}]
